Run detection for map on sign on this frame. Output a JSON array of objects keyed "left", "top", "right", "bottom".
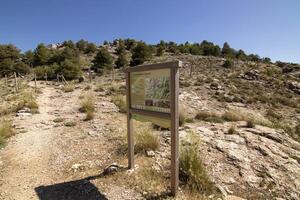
[
  {"left": 130, "top": 68, "right": 171, "bottom": 128},
  {"left": 130, "top": 68, "right": 170, "bottom": 113}
]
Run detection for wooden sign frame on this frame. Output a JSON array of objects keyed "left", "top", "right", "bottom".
[{"left": 124, "top": 60, "right": 181, "bottom": 196}]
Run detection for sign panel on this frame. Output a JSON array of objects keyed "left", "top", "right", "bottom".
[
  {"left": 130, "top": 68, "right": 171, "bottom": 113},
  {"left": 130, "top": 68, "right": 171, "bottom": 128},
  {"left": 125, "top": 61, "right": 180, "bottom": 196}
]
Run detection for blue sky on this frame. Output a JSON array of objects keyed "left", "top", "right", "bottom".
[{"left": 0, "top": 0, "right": 299, "bottom": 63}]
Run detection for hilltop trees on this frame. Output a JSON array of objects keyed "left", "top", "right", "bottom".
[
  {"left": 130, "top": 42, "right": 153, "bottom": 66},
  {"left": 222, "top": 42, "right": 235, "bottom": 58},
  {"left": 0, "top": 38, "right": 272, "bottom": 79},
  {"left": 0, "top": 44, "right": 30, "bottom": 76},
  {"left": 33, "top": 43, "right": 50, "bottom": 66},
  {"left": 92, "top": 48, "right": 113, "bottom": 73}
]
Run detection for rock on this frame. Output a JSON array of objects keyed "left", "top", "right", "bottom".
[
  {"left": 16, "top": 113, "right": 32, "bottom": 117},
  {"left": 210, "top": 82, "right": 222, "bottom": 90},
  {"left": 239, "top": 70, "right": 259, "bottom": 80},
  {"left": 17, "top": 107, "right": 31, "bottom": 113},
  {"left": 71, "top": 163, "right": 85, "bottom": 172},
  {"left": 216, "top": 183, "right": 227, "bottom": 197},
  {"left": 146, "top": 150, "right": 155, "bottom": 157},
  {"left": 287, "top": 81, "right": 300, "bottom": 94},
  {"left": 103, "top": 163, "right": 120, "bottom": 175},
  {"left": 225, "top": 195, "right": 246, "bottom": 200}
]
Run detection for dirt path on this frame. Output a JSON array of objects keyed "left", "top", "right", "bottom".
[{"left": 0, "top": 84, "right": 82, "bottom": 199}]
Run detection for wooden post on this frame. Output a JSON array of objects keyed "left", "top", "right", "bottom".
[
  {"left": 57, "top": 74, "right": 59, "bottom": 83},
  {"left": 34, "top": 73, "right": 37, "bottom": 92},
  {"left": 126, "top": 72, "right": 134, "bottom": 169},
  {"left": 170, "top": 66, "right": 179, "bottom": 196},
  {"left": 14, "top": 72, "right": 18, "bottom": 93}
]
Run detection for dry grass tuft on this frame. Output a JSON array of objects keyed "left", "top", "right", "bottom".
[
  {"left": 135, "top": 125, "right": 160, "bottom": 154},
  {"left": 79, "top": 92, "right": 95, "bottom": 121},
  {"left": 111, "top": 95, "right": 126, "bottom": 113},
  {"left": 62, "top": 83, "right": 75, "bottom": 93},
  {"left": 195, "top": 111, "right": 224, "bottom": 123},
  {"left": 15, "top": 91, "right": 39, "bottom": 113},
  {"left": 0, "top": 120, "right": 15, "bottom": 147},
  {"left": 180, "top": 131, "right": 216, "bottom": 194}
]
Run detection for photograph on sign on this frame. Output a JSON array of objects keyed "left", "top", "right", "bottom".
[{"left": 130, "top": 68, "right": 171, "bottom": 113}]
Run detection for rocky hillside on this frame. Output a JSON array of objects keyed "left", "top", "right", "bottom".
[{"left": 0, "top": 52, "right": 299, "bottom": 200}]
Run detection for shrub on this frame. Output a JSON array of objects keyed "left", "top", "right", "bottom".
[
  {"left": 180, "top": 132, "right": 215, "bottom": 194},
  {"left": 64, "top": 121, "right": 77, "bottom": 127},
  {"left": 179, "top": 106, "right": 187, "bottom": 126},
  {"left": 62, "top": 83, "right": 75, "bottom": 93},
  {"left": 0, "top": 121, "right": 15, "bottom": 147},
  {"left": 53, "top": 118, "right": 65, "bottom": 123},
  {"left": 79, "top": 92, "right": 95, "bottom": 121},
  {"left": 79, "top": 92, "right": 95, "bottom": 113},
  {"left": 92, "top": 48, "right": 113, "bottom": 74},
  {"left": 16, "top": 91, "right": 39, "bottom": 113},
  {"left": 85, "top": 110, "right": 95, "bottom": 121},
  {"left": 227, "top": 126, "right": 237, "bottom": 134},
  {"left": 266, "top": 109, "right": 282, "bottom": 120},
  {"left": 246, "top": 119, "right": 255, "bottom": 128},
  {"left": 223, "top": 59, "right": 233, "bottom": 68},
  {"left": 195, "top": 111, "right": 223, "bottom": 123},
  {"left": 222, "top": 110, "right": 242, "bottom": 121},
  {"left": 112, "top": 95, "right": 126, "bottom": 113},
  {"left": 130, "top": 42, "right": 153, "bottom": 66},
  {"left": 135, "top": 126, "right": 160, "bottom": 154}
]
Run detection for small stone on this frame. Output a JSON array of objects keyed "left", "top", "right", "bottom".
[
  {"left": 103, "top": 163, "right": 119, "bottom": 175},
  {"left": 146, "top": 150, "right": 155, "bottom": 157}
]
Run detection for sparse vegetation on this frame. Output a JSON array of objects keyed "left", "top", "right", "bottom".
[
  {"left": 64, "top": 121, "right": 77, "bottom": 127},
  {"left": 62, "top": 83, "right": 75, "bottom": 93},
  {"left": 53, "top": 118, "right": 65, "bottom": 123},
  {"left": 195, "top": 111, "right": 224, "bottom": 123},
  {"left": 79, "top": 92, "right": 95, "bottom": 121},
  {"left": 0, "top": 120, "right": 15, "bottom": 147},
  {"left": 227, "top": 126, "right": 237, "bottom": 134},
  {"left": 135, "top": 125, "right": 160, "bottom": 154},
  {"left": 16, "top": 91, "right": 39, "bottom": 113},
  {"left": 180, "top": 132, "right": 216, "bottom": 194},
  {"left": 246, "top": 119, "right": 255, "bottom": 128},
  {"left": 112, "top": 95, "right": 126, "bottom": 113}
]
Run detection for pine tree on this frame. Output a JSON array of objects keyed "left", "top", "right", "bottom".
[
  {"left": 92, "top": 48, "right": 113, "bottom": 73},
  {"left": 130, "top": 42, "right": 152, "bottom": 66},
  {"left": 115, "top": 52, "right": 128, "bottom": 68}
]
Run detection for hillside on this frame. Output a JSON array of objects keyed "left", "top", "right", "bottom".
[{"left": 0, "top": 41, "right": 300, "bottom": 200}]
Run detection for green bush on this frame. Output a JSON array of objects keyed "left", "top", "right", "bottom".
[
  {"left": 92, "top": 48, "right": 113, "bottom": 74},
  {"left": 222, "top": 59, "right": 233, "bottom": 68}
]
